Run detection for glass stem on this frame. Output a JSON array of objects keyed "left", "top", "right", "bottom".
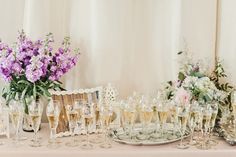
[
  {"left": 155, "top": 122, "right": 158, "bottom": 133},
  {"left": 104, "top": 127, "right": 108, "bottom": 144},
  {"left": 160, "top": 124, "right": 163, "bottom": 137},
  {"left": 180, "top": 131, "right": 183, "bottom": 146},
  {"left": 86, "top": 126, "right": 89, "bottom": 145},
  {"left": 50, "top": 128, "right": 56, "bottom": 144},
  {"left": 34, "top": 131, "right": 37, "bottom": 144},
  {"left": 190, "top": 127, "right": 195, "bottom": 144},
  {"left": 129, "top": 124, "right": 132, "bottom": 139}
]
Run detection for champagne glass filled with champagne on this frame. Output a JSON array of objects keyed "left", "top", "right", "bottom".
[
  {"left": 46, "top": 99, "right": 61, "bottom": 148},
  {"left": 124, "top": 97, "right": 137, "bottom": 141},
  {"left": 99, "top": 104, "right": 113, "bottom": 148},
  {"left": 152, "top": 98, "right": 161, "bottom": 138},
  {"left": 197, "top": 105, "right": 212, "bottom": 150},
  {"left": 169, "top": 100, "right": 178, "bottom": 133},
  {"left": 157, "top": 101, "right": 169, "bottom": 138},
  {"left": 65, "top": 104, "right": 79, "bottom": 147},
  {"left": 81, "top": 102, "right": 95, "bottom": 149},
  {"left": 9, "top": 100, "right": 24, "bottom": 146},
  {"left": 0, "top": 103, "right": 4, "bottom": 145},
  {"left": 176, "top": 103, "right": 190, "bottom": 149},
  {"left": 208, "top": 103, "right": 218, "bottom": 146},
  {"left": 28, "top": 100, "right": 44, "bottom": 147},
  {"left": 139, "top": 97, "right": 153, "bottom": 140},
  {"left": 89, "top": 93, "right": 104, "bottom": 144},
  {"left": 188, "top": 101, "right": 200, "bottom": 145},
  {"left": 74, "top": 98, "right": 84, "bottom": 142}
]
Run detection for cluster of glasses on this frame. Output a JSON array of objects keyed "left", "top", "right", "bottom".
[
  {"left": 118, "top": 92, "right": 219, "bottom": 150},
  {"left": 7, "top": 99, "right": 43, "bottom": 147},
  {"left": 53, "top": 97, "right": 114, "bottom": 149}
]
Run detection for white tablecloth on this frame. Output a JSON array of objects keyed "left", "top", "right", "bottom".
[{"left": 0, "top": 123, "right": 235, "bottom": 157}]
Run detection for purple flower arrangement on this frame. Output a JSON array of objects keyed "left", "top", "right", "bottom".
[{"left": 0, "top": 31, "right": 79, "bottom": 112}]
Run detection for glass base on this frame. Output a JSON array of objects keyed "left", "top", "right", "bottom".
[
  {"left": 65, "top": 141, "right": 79, "bottom": 147},
  {"left": 12, "top": 136, "right": 27, "bottom": 141},
  {"left": 100, "top": 143, "right": 112, "bottom": 149},
  {"left": 196, "top": 144, "right": 211, "bottom": 150},
  {"left": 189, "top": 139, "right": 197, "bottom": 146},
  {"left": 80, "top": 143, "right": 94, "bottom": 150},
  {"left": 176, "top": 143, "right": 189, "bottom": 149},
  {"left": 47, "top": 143, "right": 60, "bottom": 149},
  {"left": 151, "top": 132, "right": 161, "bottom": 138},
  {"left": 29, "top": 142, "right": 42, "bottom": 147},
  {"left": 137, "top": 134, "right": 148, "bottom": 140},
  {"left": 89, "top": 134, "right": 104, "bottom": 144},
  {"left": 48, "top": 139, "right": 62, "bottom": 144},
  {"left": 207, "top": 139, "right": 218, "bottom": 147}
]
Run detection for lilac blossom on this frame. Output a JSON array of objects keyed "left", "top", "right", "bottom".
[{"left": 0, "top": 31, "right": 79, "bottom": 83}]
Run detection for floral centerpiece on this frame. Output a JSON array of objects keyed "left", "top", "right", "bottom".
[
  {"left": 0, "top": 31, "right": 79, "bottom": 113},
  {"left": 161, "top": 51, "right": 234, "bottom": 126}
]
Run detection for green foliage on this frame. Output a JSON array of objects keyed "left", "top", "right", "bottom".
[
  {"left": 210, "top": 61, "right": 234, "bottom": 106},
  {"left": 178, "top": 72, "right": 185, "bottom": 81},
  {"left": 2, "top": 74, "right": 64, "bottom": 113}
]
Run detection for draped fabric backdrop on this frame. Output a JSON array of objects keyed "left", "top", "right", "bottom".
[{"left": 0, "top": 0, "right": 235, "bottom": 98}]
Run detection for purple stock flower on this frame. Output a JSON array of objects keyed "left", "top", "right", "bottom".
[{"left": 0, "top": 31, "right": 79, "bottom": 83}]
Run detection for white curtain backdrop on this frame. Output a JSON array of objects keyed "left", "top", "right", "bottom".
[{"left": 0, "top": 0, "right": 233, "bottom": 98}]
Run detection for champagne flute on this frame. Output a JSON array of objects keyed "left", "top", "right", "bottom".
[
  {"left": 74, "top": 98, "right": 84, "bottom": 142},
  {"left": 139, "top": 100, "right": 153, "bottom": 140},
  {"left": 197, "top": 105, "right": 212, "bottom": 150},
  {"left": 176, "top": 103, "right": 190, "bottom": 149},
  {"left": 0, "top": 103, "right": 5, "bottom": 146},
  {"left": 208, "top": 103, "right": 218, "bottom": 146},
  {"left": 46, "top": 99, "right": 61, "bottom": 148},
  {"left": 65, "top": 104, "right": 79, "bottom": 147},
  {"left": 194, "top": 106, "right": 203, "bottom": 145},
  {"left": 157, "top": 102, "right": 169, "bottom": 138},
  {"left": 124, "top": 97, "right": 137, "bottom": 141},
  {"left": 9, "top": 100, "right": 24, "bottom": 146},
  {"left": 81, "top": 102, "right": 95, "bottom": 149},
  {"left": 169, "top": 100, "right": 178, "bottom": 137},
  {"left": 89, "top": 93, "right": 104, "bottom": 144},
  {"left": 28, "top": 100, "right": 43, "bottom": 147},
  {"left": 188, "top": 101, "right": 200, "bottom": 145},
  {"left": 99, "top": 104, "right": 113, "bottom": 148},
  {"left": 152, "top": 98, "right": 160, "bottom": 138}
]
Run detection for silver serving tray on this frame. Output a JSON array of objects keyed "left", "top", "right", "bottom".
[
  {"left": 217, "top": 123, "right": 236, "bottom": 145},
  {"left": 109, "top": 123, "right": 190, "bottom": 145}
]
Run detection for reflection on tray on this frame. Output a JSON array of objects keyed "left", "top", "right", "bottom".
[{"left": 109, "top": 123, "right": 190, "bottom": 145}]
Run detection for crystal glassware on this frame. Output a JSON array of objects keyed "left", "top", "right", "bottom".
[
  {"left": 151, "top": 98, "right": 162, "bottom": 139},
  {"left": 9, "top": 100, "right": 24, "bottom": 146},
  {"left": 0, "top": 103, "right": 5, "bottom": 146},
  {"left": 73, "top": 98, "right": 85, "bottom": 142},
  {"left": 28, "top": 100, "right": 44, "bottom": 147},
  {"left": 156, "top": 101, "right": 169, "bottom": 138},
  {"left": 176, "top": 103, "right": 190, "bottom": 149},
  {"left": 169, "top": 100, "right": 178, "bottom": 137},
  {"left": 99, "top": 104, "right": 113, "bottom": 148},
  {"left": 46, "top": 99, "right": 61, "bottom": 148},
  {"left": 81, "top": 102, "right": 95, "bottom": 149},
  {"left": 197, "top": 105, "right": 212, "bottom": 150},
  {"left": 208, "top": 103, "right": 218, "bottom": 146},
  {"left": 65, "top": 104, "right": 79, "bottom": 147},
  {"left": 89, "top": 93, "right": 104, "bottom": 144},
  {"left": 124, "top": 97, "right": 137, "bottom": 141},
  {"left": 139, "top": 98, "right": 153, "bottom": 140},
  {"left": 188, "top": 101, "right": 200, "bottom": 145}
]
